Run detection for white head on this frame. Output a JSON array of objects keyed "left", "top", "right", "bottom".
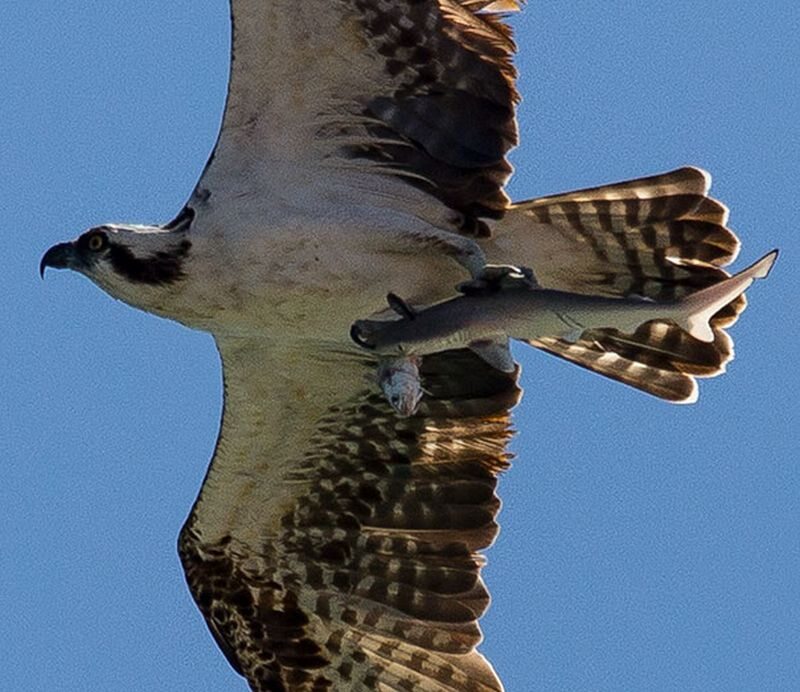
[{"left": 40, "top": 222, "right": 192, "bottom": 312}]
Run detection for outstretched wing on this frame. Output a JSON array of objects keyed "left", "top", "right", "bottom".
[
  {"left": 179, "top": 338, "right": 520, "bottom": 691},
  {"left": 191, "top": 0, "right": 521, "bottom": 227}
]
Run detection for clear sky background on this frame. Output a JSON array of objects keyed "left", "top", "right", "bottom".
[{"left": 2, "top": 2, "right": 798, "bottom": 691}]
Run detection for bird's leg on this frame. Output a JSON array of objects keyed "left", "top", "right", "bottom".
[
  {"left": 395, "top": 229, "right": 538, "bottom": 289},
  {"left": 392, "top": 228, "right": 488, "bottom": 276},
  {"left": 438, "top": 230, "right": 538, "bottom": 294}
]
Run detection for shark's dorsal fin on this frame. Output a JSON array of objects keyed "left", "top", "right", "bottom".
[{"left": 386, "top": 293, "right": 417, "bottom": 320}]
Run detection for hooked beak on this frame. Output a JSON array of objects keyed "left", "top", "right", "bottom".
[{"left": 40, "top": 242, "right": 76, "bottom": 278}]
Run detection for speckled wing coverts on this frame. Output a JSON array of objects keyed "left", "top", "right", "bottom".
[
  {"left": 180, "top": 348, "right": 519, "bottom": 691},
  {"left": 192, "top": 0, "right": 519, "bottom": 234}
]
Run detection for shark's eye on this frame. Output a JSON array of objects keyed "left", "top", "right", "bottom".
[{"left": 86, "top": 232, "right": 108, "bottom": 252}]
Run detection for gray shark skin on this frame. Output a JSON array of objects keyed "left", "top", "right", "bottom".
[{"left": 352, "top": 251, "right": 777, "bottom": 373}]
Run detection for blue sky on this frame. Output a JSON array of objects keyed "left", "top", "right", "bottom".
[{"left": 3, "top": 2, "right": 798, "bottom": 690}]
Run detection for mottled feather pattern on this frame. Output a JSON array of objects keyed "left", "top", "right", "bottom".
[
  {"left": 516, "top": 167, "right": 740, "bottom": 301},
  {"left": 350, "top": 0, "right": 520, "bottom": 220},
  {"left": 180, "top": 350, "right": 519, "bottom": 690},
  {"left": 197, "top": 0, "right": 520, "bottom": 236}
]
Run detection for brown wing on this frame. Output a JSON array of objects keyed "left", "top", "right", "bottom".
[
  {"left": 193, "top": 0, "right": 522, "bottom": 225},
  {"left": 179, "top": 339, "right": 520, "bottom": 691}
]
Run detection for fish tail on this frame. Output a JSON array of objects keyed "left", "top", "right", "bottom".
[
  {"left": 526, "top": 250, "right": 776, "bottom": 403},
  {"left": 676, "top": 250, "right": 777, "bottom": 342}
]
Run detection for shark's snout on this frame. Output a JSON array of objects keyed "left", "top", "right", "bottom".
[{"left": 350, "top": 321, "right": 377, "bottom": 350}]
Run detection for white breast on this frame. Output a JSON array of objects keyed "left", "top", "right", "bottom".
[{"left": 171, "top": 176, "right": 472, "bottom": 341}]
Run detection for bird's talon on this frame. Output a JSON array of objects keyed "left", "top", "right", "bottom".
[{"left": 458, "top": 264, "right": 537, "bottom": 295}]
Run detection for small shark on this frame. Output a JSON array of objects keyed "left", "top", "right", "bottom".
[{"left": 352, "top": 250, "right": 778, "bottom": 378}]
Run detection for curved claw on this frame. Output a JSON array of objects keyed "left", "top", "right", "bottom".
[{"left": 457, "top": 264, "right": 538, "bottom": 295}]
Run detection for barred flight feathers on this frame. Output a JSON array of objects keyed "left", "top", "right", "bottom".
[
  {"left": 194, "top": 0, "right": 523, "bottom": 226},
  {"left": 493, "top": 167, "right": 740, "bottom": 300},
  {"left": 180, "top": 343, "right": 519, "bottom": 691},
  {"left": 490, "top": 167, "right": 752, "bottom": 402},
  {"left": 529, "top": 321, "right": 734, "bottom": 403}
]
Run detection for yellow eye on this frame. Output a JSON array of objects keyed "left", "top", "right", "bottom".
[{"left": 87, "top": 233, "right": 106, "bottom": 252}]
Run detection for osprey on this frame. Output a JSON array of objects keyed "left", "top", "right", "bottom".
[{"left": 41, "top": 2, "right": 774, "bottom": 690}]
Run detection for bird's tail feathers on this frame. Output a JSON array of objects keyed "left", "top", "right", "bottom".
[
  {"left": 490, "top": 166, "right": 741, "bottom": 302},
  {"left": 528, "top": 322, "right": 725, "bottom": 403},
  {"left": 527, "top": 248, "right": 776, "bottom": 403},
  {"left": 491, "top": 167, "right": 777, "bottom": 402}
]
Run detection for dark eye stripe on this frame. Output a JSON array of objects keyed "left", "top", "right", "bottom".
[{"left": 107, "top": 239, "right": 191, "bottom": 285}]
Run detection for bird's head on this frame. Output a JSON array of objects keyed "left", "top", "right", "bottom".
[{"left": 41, "top": 224, "right": 191, "bottom": 309}]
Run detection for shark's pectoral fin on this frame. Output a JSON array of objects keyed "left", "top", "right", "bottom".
[{"left": 469, "top": 338, "right": 515, "bottom": 372}]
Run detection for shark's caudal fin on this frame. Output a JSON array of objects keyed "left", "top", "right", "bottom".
[
  {"left": 526, "top": 252, "right": 776, "bottom": 403},
  {"left": 493, "top": 167, "right": 775, "bottom": 402},
  {"left": 677, "top": 250, "right": 778, "bottom": 342}
]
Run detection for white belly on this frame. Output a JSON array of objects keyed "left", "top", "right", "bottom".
[{"left": 167, "top": 210, "right": 471, "bottom": 342}]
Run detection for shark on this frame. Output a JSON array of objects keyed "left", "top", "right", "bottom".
[{"left": 352, "top": 251, "right": 778, "bottom": 406}]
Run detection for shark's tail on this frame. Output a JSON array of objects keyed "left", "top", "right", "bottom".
[
  {"left": 490, "top": 167, "right": 774, "bottom": 402},
  {"left": 677, "top": 250, "right": 777, "bottom": 342}
]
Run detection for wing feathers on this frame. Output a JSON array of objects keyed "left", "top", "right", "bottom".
[
  {"left": 196, "top": 0, "right": 521, "bottom": 224},
  {"left": 348, "top": 631, "right": 501, "bottom": 691},
  {"left": 181, "top": 347, "right": 518, "bottom": 690}
]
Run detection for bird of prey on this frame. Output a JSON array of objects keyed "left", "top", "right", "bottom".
[{"left": 41, "top": 2, "right": 773, "bottom": 690}]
